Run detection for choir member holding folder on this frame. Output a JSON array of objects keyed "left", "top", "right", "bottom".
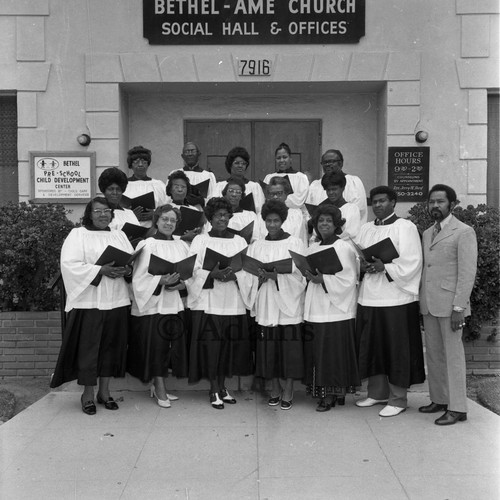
[
  {"left": 239, "top": 201, "right": 306, "bottom": 410},
  {"left": 98, "top": 167, "right": 141, "bottom": 232},
  {"left": 302, "top": 204, "right": 360, "bottom": 412},
  {"left": 186, "top": 197, "right": 252, "bottom": 409},
  {"left": 127, "top": 205, "right": 191, "bottom": 408},
  {"left": 50, "top": 197, "right": 134, "bottom": 415},
  {"left": 165, "top": 170, "right": 205, "bottom": 241},
  {"left": 123, "top": 146, "right": 168, "bottom": 228},
  {"left": 205, "top": 177, "right": 256, "bottom": 243},
  {"left": 212, "top": 146, "right": 266, "bottom": 213}
]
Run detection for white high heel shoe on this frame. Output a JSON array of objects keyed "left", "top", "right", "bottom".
[
  {"left": 166, "top": 393, "right": 179, "bottom": 401},
  {"left": 150, "top": 386, "right": 171, "bottom": 408}
]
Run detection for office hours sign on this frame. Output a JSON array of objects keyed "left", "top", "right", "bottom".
[
  {"left": 143, "top": 0, "right": 365, "bottom": 44},
  {"left": 30, "top": 152, "right": 96, "bottom": 203},
  {"left": 387, "top": 147, "right": 430, "bottom": 202}
]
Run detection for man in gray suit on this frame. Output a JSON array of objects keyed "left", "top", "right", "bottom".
[{"left": 419, "top": 184, "right": 477, "bottom": 425}]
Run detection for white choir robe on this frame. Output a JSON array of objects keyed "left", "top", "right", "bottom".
[
  {"left": 123, "top": 178, "right": 168, "bottom": 228},
  {"left": 357, "top": 219, "right": 422, "bottom": 307},
  {"left": 60, "top": 227, "right": 133, "bottom": 312},
  {"left": 203, "top": 209, "right": 257, "bottom": 242},
  {"left": 212, "top": 180, "right": 266, "bottom": 213},
  {"left": 109, "top": 207, "right": 140, "bottom": 231},
  {"left": 239, "top": 236, "right": 306, "bottom": 327},
  {"left": 131, "top": 237, "right": 189, "bottom": 316},
  {"left": 304, "top": 239, "right": 359, "bottom": 323},
  {"left": 263, "top": 171, "right": 310, "bottom": 209},
  {"left": 307, "top": 174, "right": 368, "bottom": 224},
  {"left": 186, "top": 234, "right": 248, "bottom": 315},
  {"left": 253, "top": 208, "right": 308, "bottom": 246},
  {"left": 174, "top": 168, "right": 217, "bottom": 201}
]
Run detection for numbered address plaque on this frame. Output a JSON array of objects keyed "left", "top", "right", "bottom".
[{"left": 237, "top": 58, "right": 273, "bottom": 77}]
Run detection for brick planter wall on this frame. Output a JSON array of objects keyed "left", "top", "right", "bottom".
[
  {"left": 1, "top": 310, "right": 499, "bottom": 378},
  {"left": 464, "top": 314, "right": 500, "bottom": 375},
  {"left": 0, "top": 311, "right": 62, "bottom": 377}
]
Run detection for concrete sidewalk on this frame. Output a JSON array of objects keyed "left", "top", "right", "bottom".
[{"left": 0, "top": 387, "right": 499, "bottom": 500}]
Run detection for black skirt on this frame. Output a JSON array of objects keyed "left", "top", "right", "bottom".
[
  {"left": 188, "top": 311, "right": 253, "bottom": 383},
  {"left": 356, "top": 302, "right": 425, "bottom": 388},
  {"left": 303, "top": 319, "right": 360, "bottom": 388},
  {"left": 50, "top": 307, "right": 129, "bottom": 388},
  {"left": 127, "top": 312, "right": 188, "bottom": 383},
  {"left": 255, "top": 323, "right": 304, "bottom": 380}
]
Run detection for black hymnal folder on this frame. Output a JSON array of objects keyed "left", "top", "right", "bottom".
[
  {"left": 148, "top": 254, "right": 196, "bottom": 280},
  {"left": 227, "top": 221, "right": 254, "bottom": 244},
  {"left": 192, "top": 179, "right": 210, "bottom": 198},
  {"left": 95, "top": 245, "right": 143, "bottom": 267},
  {"left": 258, "top": 175, "right": 294, "bottom": 195},
  {"left": 354, "top": 237, "right": 399, "bottom": 264},
  {"left": 201, "top": 247, "right": 245, "bottom": 289},
  {"left": 148, "top": 253, "right": 196, "bottom": 295},
  {"left": 289, "top": 247, "right": 343, "bottom": 277},
  {"left": 173, "top": 206, "right": 204, "bottom": 236},
  {"left": 121, "top": 223, "right": 150, "bottom": 241},
  {"left": 242, "top": 254, "right": 293, "bottom": 277},
  {"left": 239, "top": 193, "right": 256, "bottom": 212},
  {"left": 121, "top": 191, "right": 156, "bottom": 211}
]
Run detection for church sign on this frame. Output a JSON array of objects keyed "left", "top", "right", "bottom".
[{"left": 143, "top": 0, "right": 365, "bottom": 45}]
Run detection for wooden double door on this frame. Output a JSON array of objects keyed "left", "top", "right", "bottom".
[{"left": 185, "top": 120, "right": 322, "bottom": 182}]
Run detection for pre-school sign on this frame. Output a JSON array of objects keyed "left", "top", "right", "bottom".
[
  {"left": 30, "top": 152, "right": 96, "bottom": 203},
  {"left": 143, "top": 0, "right": 365, "bottom": 45}
]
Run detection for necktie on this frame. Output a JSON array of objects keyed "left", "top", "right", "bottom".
[
  {"left": 431, "top": 222, "right": 441, "bottom": 242},
  {"left": 375, "top": 219, "right": 383, "bottom": 226}
]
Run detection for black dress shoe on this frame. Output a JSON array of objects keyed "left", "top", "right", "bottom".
[
  {"left": 419, "top": 402, "right": 448, "bottom": 413},
  {"left": 81, "top": 396, "right": 96, "bottom": 415},
  {"left": 280, "top": 399, "right": 293, "bottom": 410},
  {"left": 268, "top": 394, "right": 281, "bottom": 406},
  {"left": 220, "top": 388, "right": 237, "bottom": 404},
  {"left": 96, "top": 393, "right": 119, "bottom": 410},
  {"left": 435, "top": 410, "right": 467, "bottom": 426}
]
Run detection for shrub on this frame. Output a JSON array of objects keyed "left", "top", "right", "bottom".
[
  {"left": 408, "top": 202, "right": 500, "bottom": 341},
  {"left": 0, "top": 202, "right": 75, "bottom": 311}
]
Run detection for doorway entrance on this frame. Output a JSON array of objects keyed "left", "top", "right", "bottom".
[{"left": 185, "top": 120, "right": 322, "bottom": 182}]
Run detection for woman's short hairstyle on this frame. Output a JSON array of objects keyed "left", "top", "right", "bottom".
[
  {"left": 369, "top": 185, "right": 398, "bottom": 204},
  {"left": 222, "top": 176, "right": 246, "bottom": 197},
  {"left": 166, "top": 170, "right": 192, "bottom": 197},
  {"left": 261, "top": 200, "right": 288, "bottom": 223},
  {"left": 312, "top": 204, "right": 345, "bottom": 239},
  {"left": 321, "top": 171, "right": 347, "bottom": 190},
  {"left": 81, "top": 196, "right": 114, "bottom": 228},
  {"left": 275, "top": 142, "right": 292, "bottom": 156},
  {"left": 268, "top": 175, "right": 292, "bottom": 195},
  {"left": 152, "top": 204, "right": 182, "bottom": 229},
  {"left": 98, "top": 167, "right": 128, "bottom": 194},
  {"left": 225, "top": 146, "right": 250, "bottom": 174},
  {"left": 127, "top": 145, "right": 152, "bottom": 168},
  {"left": 204, "top": 197, "right": 233, "bottom": 222},
  {"left": 428, "top": 184, "right": 457, "bottom": 204}
]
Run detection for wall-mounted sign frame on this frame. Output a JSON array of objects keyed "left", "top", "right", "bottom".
[
  {"left": 143, "top": 0, "right": 365, "bottom": 45},
  {"left": 30, "top": 151, "right": 96, "bottom": 203},
  {"left": 387, "top": 147, "right": 430, "bottom": 203}
]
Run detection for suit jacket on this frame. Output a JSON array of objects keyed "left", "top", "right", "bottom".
[{"left": 420, "top": 215, "right": 477, "bottom": 317}]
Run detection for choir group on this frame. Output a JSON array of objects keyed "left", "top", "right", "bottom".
[{"left": 50, "top": 142, "right": 426, "bottom": 419}]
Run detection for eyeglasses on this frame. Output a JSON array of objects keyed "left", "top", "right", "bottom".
[
  {"left": 227, "top": 189, "right": 242, "bottom": 196},
  {"left": 158, "top": 217, "right": 177, "bottom": 224},
  {"left": 321, "top": 159, "right": 342, "bottom": 166},
  {"left": 132, "top": 158, "right": 149, "bottom": 165},
  {"left": 213, "top": 212, "right": 231, "bottom": 220},
  {"left": 232, "top": 161, "right": 248, "bottom": 167},
  {"left": 92, "top": 209, "right": 112, "bottom": 215},
  {"left": 183, "top": 149, "right": 198, "bottom": 154}
]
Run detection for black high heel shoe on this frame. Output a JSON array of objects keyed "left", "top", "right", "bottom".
[
  {"left": 316, "top": 396, "right": 336, "bottom": 412},
  {"left": 96, "top": 393, "right": 119, "bottom": 410}
]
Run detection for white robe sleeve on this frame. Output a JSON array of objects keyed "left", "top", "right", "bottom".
[
  {"left": 185, "top": 235, "right": 210, "bottom": 307},
  {"left": 131, "top": 240, "right": 162, "bottom": 312},
  {"left": 384, "top": 222, "right": 422, "bottom": 296}
]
